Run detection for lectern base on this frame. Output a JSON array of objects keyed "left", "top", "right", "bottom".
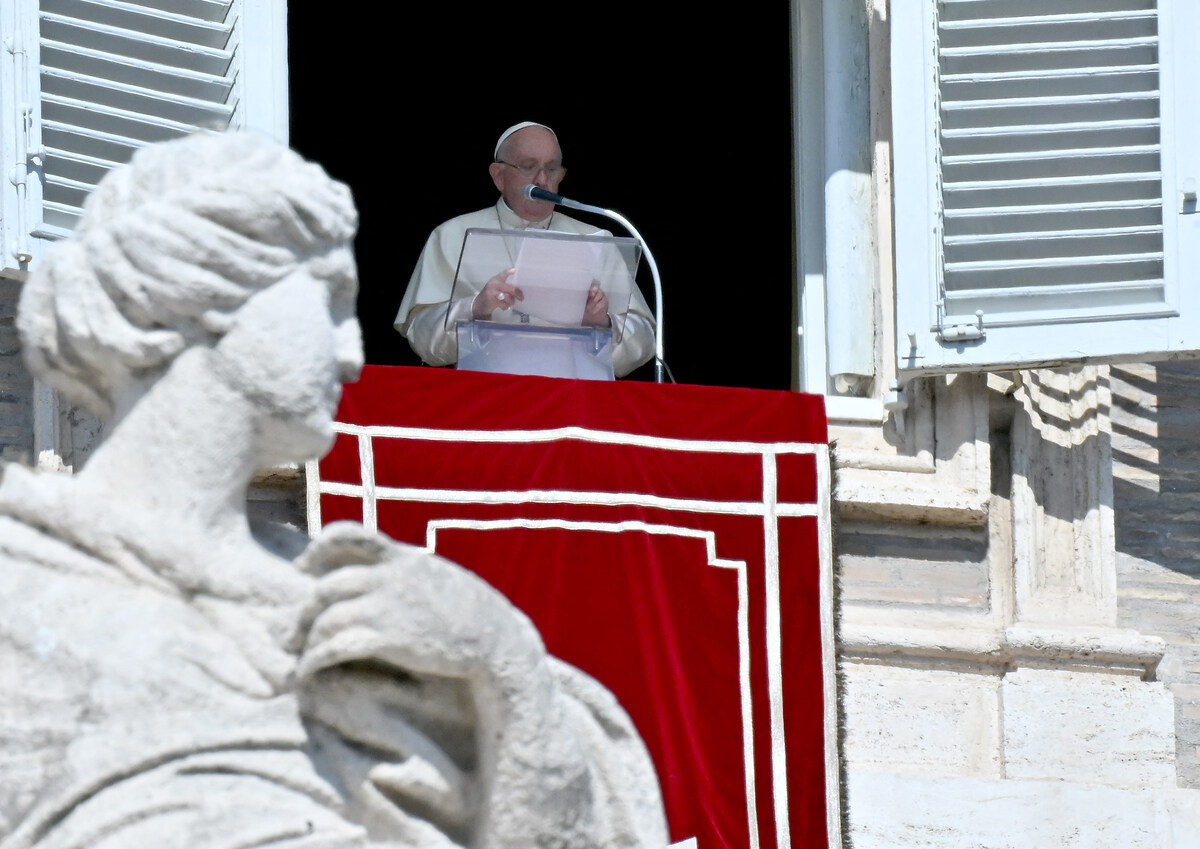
[{"left": 456, "top": 321, "right": 615, "bottom": 381}]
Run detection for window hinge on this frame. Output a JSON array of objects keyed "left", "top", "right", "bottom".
[{"left": 936, "top": 310, "right": 986, "bottom": 343}]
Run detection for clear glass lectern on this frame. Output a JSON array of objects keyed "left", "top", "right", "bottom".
[{"left": 445, "top": 228, "right": 641, "bottom": 380}]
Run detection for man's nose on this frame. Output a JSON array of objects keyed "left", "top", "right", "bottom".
[{"left": 533, "top": 167, "right": 551, "bottom": 187}]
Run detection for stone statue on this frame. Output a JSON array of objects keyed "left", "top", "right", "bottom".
[{"left": 0, "top": 133, "right": 667, "bottom": 849}]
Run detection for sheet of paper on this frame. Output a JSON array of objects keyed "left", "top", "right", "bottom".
[{"left": 511, "top": 236, "right": 601, "bottom": 325}]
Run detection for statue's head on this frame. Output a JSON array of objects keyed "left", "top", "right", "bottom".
[{"left": 18, "top": 132, "right": 360, "bottom": 424}]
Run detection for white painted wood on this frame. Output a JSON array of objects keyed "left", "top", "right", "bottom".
[
  {"left": 822, "top": 0, "right": 876, "bottom": 388},
  {"left": 38, "top": 0, "right": 239, "bottom": 234},
  {"left": 0, "top": 0, "right": 289, "bottom": 467},
  {"left": 793, "top": 0, "right": 829, "bottom": 394},
  {"left": 237, "top": 0, "right": 287, "bottom": 142},
  {"left": 0, "top": 0, "right": 288, "bottom": 272},
  {"left": 0, "top": 0, "right": 41, "bottom": 275},
  {"left": 893, "top": 0, "right": 1200, "bottom": 375}
]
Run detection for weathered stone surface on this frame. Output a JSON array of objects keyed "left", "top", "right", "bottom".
[
  {"left": 0, "top": 133, "right": 666, "bottom": 849},
  {"left": 1002, "top": 667, "right": 1176, "bottom": 787},
  {"left": 839, "top": 363, "right": 1200, "bottom": 846},
  {"left": 840, "top": 661, "right": 1002, "bottom": 777},
  {"left": 0, "top": 282, "right": 32, "bottom": 465},
  {"left": 847, "top": 772, "right": 1200, "bottom": 849}
]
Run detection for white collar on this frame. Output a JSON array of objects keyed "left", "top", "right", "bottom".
[{"left": 496, "top": 199, "right": 553, "bottom": 230}]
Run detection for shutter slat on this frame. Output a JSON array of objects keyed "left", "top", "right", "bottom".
[
  {"left": 942, "top": 124, "right": 1160, "bottom": 156},
  {"left": 941, "top": 284, "right": 1171, "bottom": 328},
  {"left": 942, "top": 66, "right": 1158, "bottom": 100},
  {"left": 946, "top": 172, "right": 1160, "bottom": 191},
  {"left": 941, "top": 63, "right": 1157, "bottom": 82},
  {"left": 944, "top": 143, "right": 1158, "bottom": 165},
  {"left": 42, "top": 122, "right": 143, "bottom": 164},
  {"left": 943, "top": 102, "right": 1159, "bottom": 131},
  {"left": 939, "top": 0, "right": 1157, "bottom": 22},
  {"left": 942, "top": 118, "right": 1159, "bottom": 139},
  {"left": 943, "top": 284, "right": 1170, "bottom": 325},
  {"left": 946, "top": 281, "right": 1165, "bottom": 302},
  {"left": 943, "top": 148, "right": 1160, "bottom": 183},
  {"left": 41, "top": 148, "right": 112, "bottom": 195},
  {"left": 941, "top": 18, "right": 1157, "bottom": 51},
  {"left": 946, "top": 231, "right": 1163, "bottom": 264},
  {"left": 942, "top": 38, "right": 1157, "bottom": 58},
  {"left": 945, "top": 261, "right": 1163, "bottom": 300},
  {"left": 945, "top": 198, "right": 1160, "bottom": 218},
  {"left": 944, "top": 177, "right": 1160, "bottom": 210},
  {"left": 945, "top": 224, "right": 1161, "bottom": 246},
  {"left": 942, "top": 44, "right": 1156, "bottom": 75},
  {"left": 945, "top": 90, "right": 1157, "bottom": 110},
  {"left": 946, "top": 252, "right": 1163, "bottom": 273},
  {"left": 941, "top": 11, "right": 1155, "bottom": 27},
  {"left": 41, "top": 202, "right": 83, "bottom": 231},
  {"left": 43, "top": 174, "right": 94, "bottom": 216}
]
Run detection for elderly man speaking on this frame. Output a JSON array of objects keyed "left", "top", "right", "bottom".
[{"left": 393, "top": 121, "right": 656, "bottom": 377}]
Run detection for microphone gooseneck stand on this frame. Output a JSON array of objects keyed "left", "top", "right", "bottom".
[{"left": 524, "top": 186, "right": 666, "bottom": 383}]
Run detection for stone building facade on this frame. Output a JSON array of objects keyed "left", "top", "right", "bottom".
[
  {"left": 833, "top": 364, "right": 1200, "bottom": 845},
  {"left": 4, "top": 0, "right": 1200, "bottom": 845}
]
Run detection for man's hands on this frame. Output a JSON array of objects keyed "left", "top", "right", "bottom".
[
  {"left": 472, "top": 268, "right": 523, "bottom": 318},
  {"left": 474, "top": 270, "right": 611, "bottom": 328},
  {"left": 582, "top": 282, "right": 611, "bottom": 328}
]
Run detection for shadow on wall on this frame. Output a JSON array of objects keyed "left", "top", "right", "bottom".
[
  {"left": 1109, "top": 360, "right": 1200, "bottom": 576},
  {"left": 1109, "top": 360, "right": 1200, "bottom": 791}
]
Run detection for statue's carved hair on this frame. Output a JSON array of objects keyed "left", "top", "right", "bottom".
[{"left": 18, "top": 132, "right": 358, "bottom": 416}]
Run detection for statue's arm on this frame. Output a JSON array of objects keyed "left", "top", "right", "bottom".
[{"left": 295, "top": 526, "right": 669, "bottom": 849}]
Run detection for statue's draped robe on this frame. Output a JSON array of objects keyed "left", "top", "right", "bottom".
[{"left": 0, "top": 465, "right": 666, "bottom": 849}]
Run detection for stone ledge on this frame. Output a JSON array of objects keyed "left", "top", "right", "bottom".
[
  {"left": 1005, "top": 625, "right": 1166, "bottom": 675},
  {"left": 834, "top": 478, "right": 989, "bottom": 526},
  {"left": 840, "top": 622, "right": 1166, "bottom": 676}
]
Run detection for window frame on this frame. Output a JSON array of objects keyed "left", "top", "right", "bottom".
[{"left": 792, "top": 0, "right": 891, "bottom": 422}]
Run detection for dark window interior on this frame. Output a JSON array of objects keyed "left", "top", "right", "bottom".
[{"left": 289, "top": 6, "right": 793, "bottom": 389}]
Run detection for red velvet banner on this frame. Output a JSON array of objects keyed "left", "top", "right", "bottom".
[{"left": 313, "top": 365, "right": 834, "bottom": 849}]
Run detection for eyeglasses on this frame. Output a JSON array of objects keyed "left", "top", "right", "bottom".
[{"left": 496, "top": 160, "right": 565, "bottom": 181}]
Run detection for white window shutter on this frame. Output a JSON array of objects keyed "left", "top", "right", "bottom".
[
  {"left": 0, "top": 0, "right": 287, "bottom": 276},
  {"left": 1, "top": 0, "right": 41, "bottom": 274},
  {"left": 893, "top": 0, "right": 1200, "bottom": 375}
]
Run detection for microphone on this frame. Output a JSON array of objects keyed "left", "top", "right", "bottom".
[
  {"left": 522, "top": 184, "right": 566, "bottom": 205},
  {"left": 521, "top": 184, "right": 603, "bottom": 216}
]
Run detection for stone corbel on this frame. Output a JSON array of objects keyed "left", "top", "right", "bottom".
[
  {"left": 833, "top": 372, "right": 992, "bottom": 527},
  {"left": 1008, "top": 365, "right": 1117, "bottom": 628}
]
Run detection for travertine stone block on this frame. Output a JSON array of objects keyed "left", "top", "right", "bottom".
[
  {"left": 847, "top": 772, "right": 1200, "bottom": 849},
  {"left": 840, "top": 660, "right": 1002, "bottom": 777},
  {"left": 1003, "top": 666, "right": 1176, "bottom": 787}
]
